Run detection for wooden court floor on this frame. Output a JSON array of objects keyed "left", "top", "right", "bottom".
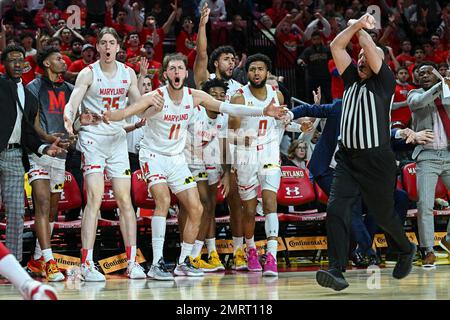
[{"left": 1, "top": 264, "right": 450, "bottom": 300}]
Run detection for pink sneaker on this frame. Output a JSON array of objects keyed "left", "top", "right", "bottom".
[
  {"left": 263, "top": 253, "right": 278, "bottom": 277},
  {"left": 246, "top": 248, "right": 262, "bottom": 272}
]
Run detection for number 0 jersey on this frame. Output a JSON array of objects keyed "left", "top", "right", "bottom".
[
  {"left": 81, "top": 60, "right": 131, "bottom": 135},
  {"left": 141, "top": 86, "right": 196, "bottom": 156}
]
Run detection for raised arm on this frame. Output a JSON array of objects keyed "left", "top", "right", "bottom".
[
  {"left": 407, "top": 82, "right": 442, "bottom": 111},
  {"left": 63, "top": 67, "right": 93, "bottom": 134},
  {"left": 193, "top": 3, "right": 211, "bottom": 88},
  {"left": 162, "top": 1, "right": 178, "bottom": 35},
  {"left": 330, "top": 13, "right": 376, "bottom": 75},
  {"left": 356, "top": 28, "right": 383, "bottom": 74}
]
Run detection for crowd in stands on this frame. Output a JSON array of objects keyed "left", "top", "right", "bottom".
[{"left": 0, "top": 0, "right": 449, "bottom": 268}]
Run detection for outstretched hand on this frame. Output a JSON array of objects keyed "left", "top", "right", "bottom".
[
  {"left": 313, "top": 86, "right": 321, "bottom": 105},
  {"left": 263, "top": 98, "right": 288, "bottom": 119},
  {"left": 80, "top": 109, "right": 103, "bottom": 126}
]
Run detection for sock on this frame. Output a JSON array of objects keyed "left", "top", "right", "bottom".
[
  {"left": 81, "top": 248, "right": 93, "bottom": 264},
  {"left": 232, "top": 236, "right": 243, "bottom": 255},
  {"left": 205, "top": 238, "right": 216, "bottom": 257},
  {"left": 42, "top": 248, "right": 54, "bottom": 263},
  {"left": 267, "top": 240, "right": 278, "bottom": 258},
  {"left": 245, "top": 236, "right": 256, "bottom": 249},
  {"left": 126, "top": 246, "right": 136, "bottom": 262},
  {"left": 33, "top": 239, "right": 42, "bottom": 260},
  {"left": 191, "top": 240, "right": 204, "bottom": 259},
  {"left": 264, "top": 213, "right": 279, "bottom": 238},
  {"left": 179, "top": 242, "right": 194, "bottom": 264},
  {"left": 425, "top": 247, "right": 434, "bottom": 254},
  {"left": 152, "top": 216, "right": 166, "bottom": 265},
  {"left": 0, "top": 254, "right": 33, "bottom": 290}
]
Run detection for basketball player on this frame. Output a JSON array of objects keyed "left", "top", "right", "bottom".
[
  {"left": 193, "top": 3, "right": 247, "bottom": 270},
  {"left": 103, "top": 53, "right": 286, "bottom": 278},
  {"left": 0, "top": 242, "right": 58, "bottom": 299},
  {"left": 229, "top": 54, "right": 286, "bottom": 277},
  {"left": 178, "top": 78, "right": 230, "bottom": 272},
  {"left": 63, "top": 27, "right": 161, "bottom": 281},
  {"left": 26, "top": 46, "right": 73, "bottom": 282}
]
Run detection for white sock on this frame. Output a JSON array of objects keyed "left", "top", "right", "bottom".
[
  {"left": 0, "top": 254, "right": 33, "bottom": 290},
  {"left": 232, "top": 236, "right": 243, "bottom": 255},
  {"left": 267, "top": 240, "right": 278, "bottom": 258},
  {"left": 127, "top": 246, "right": 136, "bottom": 263},
  {"left": 152, "top": 216, "right": 166, "bottom": 265},
  {"left": 42, "top": 248, "right": 54, "bottom": 263},
  {"left": 33, "top": 239, "right": 42, "bottom": 260},
  {"left": 245, "top": 236, "right": 256, "bottom": 249},
  {"left": 264, "top": 213, "right": 279, "bottom": 238},
  {"left": 179, "top": 242, "right": 194, "bottom": 264},
  {"left": 205, "top": 238, "right": 216, "bottom": 257},
  {"left": 191, "top": 240, "right": 204, "bottom": 259}
]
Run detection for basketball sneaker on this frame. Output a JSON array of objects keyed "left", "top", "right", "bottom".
[
  {"left": 262, "top": 253, "right": 278, "bottom": 277},
  {"left": 174, "top": 256, "right": 204, "bottom": 277},
  {"left": 246, "top": 248, "right": 262, "bottom": 272},
  {"left": 45, "top": 260, "right": 65, "bottom": 282},
  {"left": 207, "top": 251, "right": 225, "bottom": 271},
  {"left": 19, "top": 279, "right": 58, "bottom": 300},
  {"left": 147, "top": 257, "right": 174, "bottom": 281},
  {"left": 126, "top": 261, "right": 146, "bottom": 279},
  {"left": 26, "top": 256, "right": 45, "bottom": 277},
  {"left": 80, "top": 260, "right": 106, "bottom": 282},
  {"left": 190, "top": 256, "right": 219, "bottom": 272},
  {"left": 232, "top": 247, "right": 247, "bottom": 271}
]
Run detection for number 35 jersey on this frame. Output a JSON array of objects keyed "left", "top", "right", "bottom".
[
  {"left": 81, "top": 60, "right": 131, "bottom": 135},
  {"left": 141, "top": 86, "right": 196, "bottom": 156}
]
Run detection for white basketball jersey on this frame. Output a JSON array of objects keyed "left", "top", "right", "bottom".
[
  {"left": 238, "top": 84, "right": 281, "bottom": 147},
  {"left": 141, "top": 86, "right": 195, "bottom": 156},
  {"left": 81, "top": 61, "right": 131, "bottom": 135}
]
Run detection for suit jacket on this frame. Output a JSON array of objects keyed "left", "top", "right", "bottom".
[
  {"left": 407, "top": 82, "right": 450, "bottom": 159},
  {"left": 0, "top": 75, "right": 43, "bottom": 171},
  {"left": 291, "top": 99, "right": 342, "bottom": 178}
]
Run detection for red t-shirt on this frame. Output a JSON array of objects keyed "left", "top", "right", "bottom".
[
  {"left": 34, "top": 7, "right": 63, "bottom": 28},
  {"left": 21, "top": 55, "right": 37, "bottom": 85},
  {"left": 328, "top": 59, "right": 344, "bottom": 100},
  {"left": 60, "top": 42, "right": 72, "bottom": 56},
  {"left": 276, "top": 32, "right": 300, "bottom": 66},
  {"left": 265, "top": 7, "right": 288, "bottom": 26},
  {"left": 126, "top": 46, "right": 141, "bottom": 68},
  {"left": 176, "top": 31, "right": 197, "bottom": 69},
  {"left": 105, "top": 12, "right": 135, "bottom": 36},
  {"left": 136, "top": 59, "right": 162, "bottom": 89},
  {"left": 396, "top": 53, "right": 415, "bottom": 67},
  {"left": 68, "top": 59, "right": 90, "bottom": 73},
  {"left": 140, "top": 28, "right": 165, "bottom": 63},
  {"left": 424, "top": 54, "right": 444, "bottom": 64},
  {"left": 392, "top": 81, "right": 416, "bottom": 127}
]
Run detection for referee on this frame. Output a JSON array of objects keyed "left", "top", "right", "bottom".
[{"left": 316, "top": 13, "right": 416, "bottom": 291}]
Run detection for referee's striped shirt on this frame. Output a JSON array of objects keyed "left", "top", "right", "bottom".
[{"left": 340, "top": 62, "right": 396, "bottom": 149}]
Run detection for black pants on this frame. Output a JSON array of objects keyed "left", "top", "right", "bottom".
[
  {"left": 326, "top": 144, "right": 411, "bottom": 270},
  {"left": 128, "top": 152, "right": 140, "bottom": 174}
]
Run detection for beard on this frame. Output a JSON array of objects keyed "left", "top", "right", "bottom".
[
  {"left": 218, "top": 69, "right": 232, "bottom": 81},
  {"left": 249, "top": 77, "right": 267, "bottom": 88},
  {"left": 167, "top": 76, "right": 186, "bottom": 90}
]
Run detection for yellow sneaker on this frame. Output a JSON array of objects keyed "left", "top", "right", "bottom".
[
  {"left": 26, "top": 256, "right": 46, "bottom": 277},
  {"left": 232, "top": 247, "right": 248, "bottom": 271},
  {"left": 207, "top": 251, "right": 225, "bottom": 271},
  {"left": 45, "top": 259, "right": 65, "bottom": 282},
  {"left": 189, "top": 256, "right": 220, "bottom": 272}
]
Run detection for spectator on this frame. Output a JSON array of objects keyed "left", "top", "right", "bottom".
[
  {"left": 34, "top": 0, "right": 63, "bottom": 30},
  {"left": 20, "top": 33, "right": 37, "bottom": 57},
  {"left": 228, "top": 14, "right": 248, "bottom": 57},
  {"left": 407, "top": 62, "right": 450, "bottom": 269},
  {"left": 135, "top": 1, "right": 177, "bottom": 63},
  {"left": 283, "top": 139, "right": 308, "bottom": 169},
  {"left": 438, "top": 63, "right": 449, "bottom": 78},
  {"left": 176, "top": 16, "right": 197, "bottom": 70},
  {"left": 53, "top": 27, "right": 85, "bottom": 56},
  {"left": 275, "top": 14, "right": 302, "bottom": 68},
  {"left": 298, "top": 31, "right": 332, "bottom": 103},
  {"left": 67, "top": 38, "right": 83, "bottom": 62},
  {"left": 66, "top": 43, "right": 95, "bottom": 83},
  {"left": 407, "top": 46, "right": 425, "bottom": 78},
  {"left": 125, "top": 31, "right": 142, "bottom": 69},
  {"left": 265, "top": 0, "right": 287, "bottom": 26},
  {"left": 396, "top": 40, "right": 415, "bottom": 67},
  {"left": 391, "top": 66, "right": 416, "bottom": 129},
  {"left": 381, "top": 45, "right": 400, "bottom": 72},
  {"left": 3, "top": 0, "right": 35, "bottom": 30},
  {"left": 328, "top": 58, "right": 344, "bottom": 100},
  {"left": 199, "top": 0, "right": 227, "bottom": 22},
  {"left": 423, "top": 40, "right": 444, "bottom": 64},
  {"left": 304, "top": 11, "right": 331, "bottom": 42},
  {"left": 135, "top": 41, "right": 161, "bottom": 89},
  {"left": 105, "top": 5, "right": 135, "bottom": 38}
]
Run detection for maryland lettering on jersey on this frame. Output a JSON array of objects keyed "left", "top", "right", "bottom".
[
  {"left": 99, "top": 88, "right": 126, "bottom": 95},
  {"left": 163, "top": 114, "right": 189, "bottom": 122}
]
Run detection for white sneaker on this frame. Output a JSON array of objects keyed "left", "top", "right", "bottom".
[
  {"left": 19, "top": 279, "right": 58, "bottom": 300},
  {"left": 126, "top": 261, "right": 146, "bottom": 279},
  {"left": 80, "top": 261, "right": 106, "bottom": 282}
]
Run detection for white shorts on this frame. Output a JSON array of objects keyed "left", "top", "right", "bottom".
[
  {"left": 77, "top": 130, "right": 131, "bottom": 179},
  {"left": 188, "top": 164, "right": 209, "bottom": 182},
  {"left": 234, "top": 141, "right": 281, "bottom": 201},
  {"left": 139, "top": 149, "right": 197, "bottom": 194},
  {"left": 206, "top": 165, "right": 223, "bottom": 185},
  {"left": 28, "top": 154, "right": 66, "bottom": 193}
]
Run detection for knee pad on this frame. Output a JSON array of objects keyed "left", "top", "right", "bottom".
[{"left": 265, "top": 212, "right": 279, "bottom": 238}]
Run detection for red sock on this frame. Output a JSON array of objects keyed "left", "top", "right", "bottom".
[
  {"left": 0, "top": 243, "right": 10, "bottom": 260},
  {"left": 126, "top": 246, "right": 136, "bottom": 262},
  {"left": 81, "top": 248, "right": 88, "bottom": 264}
]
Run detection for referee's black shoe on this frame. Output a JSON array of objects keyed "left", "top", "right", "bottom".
[
  {"left": 392, "top": 243, "right": 417, "bottom": 279},
  {"left": 316, "top": 268, "right": 349, "bottom": 291}
]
